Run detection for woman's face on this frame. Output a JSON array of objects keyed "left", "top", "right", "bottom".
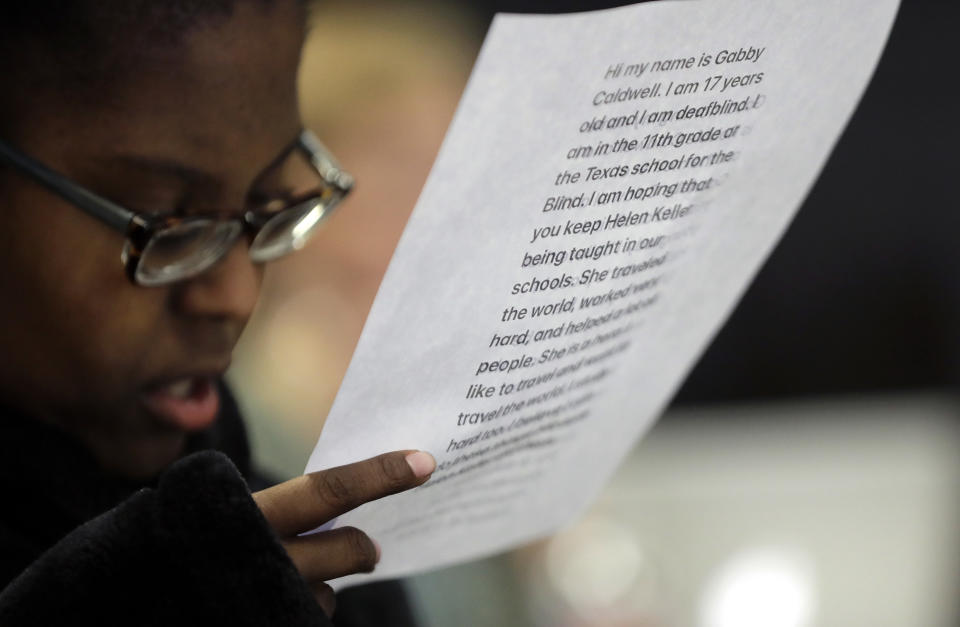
[{"left": 0, "top": 0, "right": 306, "bottom": 478}]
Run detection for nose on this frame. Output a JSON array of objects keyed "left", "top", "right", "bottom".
[{"left": 172, "top": 239, "right": 264, "bottom": 322}]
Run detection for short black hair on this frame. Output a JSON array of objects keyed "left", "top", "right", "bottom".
[
  {"left": 0, "top": 1, "right": 280, "bottom": 136},
  {"left": 0, "top": 1, "right": 266, "bottom": 74}
]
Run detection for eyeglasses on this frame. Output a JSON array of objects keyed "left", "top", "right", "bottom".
[{"left": 0, "top": 129, "right": 353, "bottom": 286}]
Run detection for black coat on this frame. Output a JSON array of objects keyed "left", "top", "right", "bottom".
[{"left": 0, "top": 381, "right": 417, "bottom": 626}]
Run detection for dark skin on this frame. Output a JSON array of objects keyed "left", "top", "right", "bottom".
[{"left": 0, "top": 0, "right": 433, "bottom": 616}]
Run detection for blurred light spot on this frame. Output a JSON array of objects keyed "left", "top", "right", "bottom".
[
  {"left": 545, "top": 516, "right": 643, "bottom": 612},
  {"left": 700, "top": 547, "right": 816, "bottom": 627},
  {"left": 290, "top": 205, "right": 321, "bottom": 248},
  {"left": 254, "top": 286, "right": 355, "bottom": 419}
]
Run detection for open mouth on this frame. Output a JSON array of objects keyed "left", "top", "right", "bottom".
[{"left": 140, "top": 376, "right": 221, "bottom": 431}]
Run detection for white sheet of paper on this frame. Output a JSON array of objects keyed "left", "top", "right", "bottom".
[{"left": 306, "top": 0, "right": 900, "bottom": 585}]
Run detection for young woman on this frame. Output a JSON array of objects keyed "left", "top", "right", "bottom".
[{"left": 0, "top": 1, "right": 434, "bottom": 624}]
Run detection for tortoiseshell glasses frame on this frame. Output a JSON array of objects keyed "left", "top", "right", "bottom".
[{"left": 0, "top": 129, "right": 353, "bottom": 286}]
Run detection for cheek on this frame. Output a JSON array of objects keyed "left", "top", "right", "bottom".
[{"left": 0, "top": 188, "right": 169, "bottom": 408}]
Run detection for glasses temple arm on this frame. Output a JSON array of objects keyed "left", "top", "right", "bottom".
[
  {"left": 0, "top": 139, "right": 135, "bottom": 232},
  {"left": 296, "top": 130, "right": 355, "bottom": 192}
]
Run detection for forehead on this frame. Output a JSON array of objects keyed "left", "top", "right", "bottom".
[{"left": 26, "top": 0, "right": 306, "bottom": 182}]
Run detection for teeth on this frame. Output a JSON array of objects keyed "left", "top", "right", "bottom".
[{"left": 165, "top": 379, "right": 193, "bottom": 399}]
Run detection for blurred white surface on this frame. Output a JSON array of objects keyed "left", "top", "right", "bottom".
[{"left": 407, "top": 393, "right": 960, "bottom": 627}]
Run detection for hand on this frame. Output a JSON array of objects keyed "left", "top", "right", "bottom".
[{"left": 251, "top": 450, "right": 436, "bottom": 617}]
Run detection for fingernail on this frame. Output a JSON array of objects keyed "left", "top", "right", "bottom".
[
  {"left": 372, "top": 538, "right": 382, "bottom": 563},
  {"left": 405, "top": 451, "right": 436, "bottom": 478}
]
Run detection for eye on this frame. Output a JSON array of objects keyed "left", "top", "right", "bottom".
[
  {"left": 111, "top": 187, "right": 192, "bottom": 219},
  {"left": 247, "top": 189, "right": 298, "bottom": 214}
]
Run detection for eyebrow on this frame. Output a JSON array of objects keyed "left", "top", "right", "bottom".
[
  {"left": 97, "top": 132, "right": 303, "bottom": 187},
  {"left": 98, "top": 154, "right": 209, "bottom": 185}
]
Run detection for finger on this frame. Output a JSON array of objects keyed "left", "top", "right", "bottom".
[
  {"left": 285, "top": 526, "right": 381, "bottom": 582},
  {"left": 253, "top": 450, "right": 435, "bottom": 537},
  {"left": 312, "top": 582, "right": 336, "bottom": 618}
]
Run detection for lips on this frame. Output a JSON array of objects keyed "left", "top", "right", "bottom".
[{"left": 140, "top": 376, "right": 221, "bottom": 431}]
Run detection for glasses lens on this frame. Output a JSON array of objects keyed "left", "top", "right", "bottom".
[
  {"left": 135, "top": 219, "right": 242, "bottom": 286},
  {"left": 249, "top": 196, "right": 329, "bottom": 263}
]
